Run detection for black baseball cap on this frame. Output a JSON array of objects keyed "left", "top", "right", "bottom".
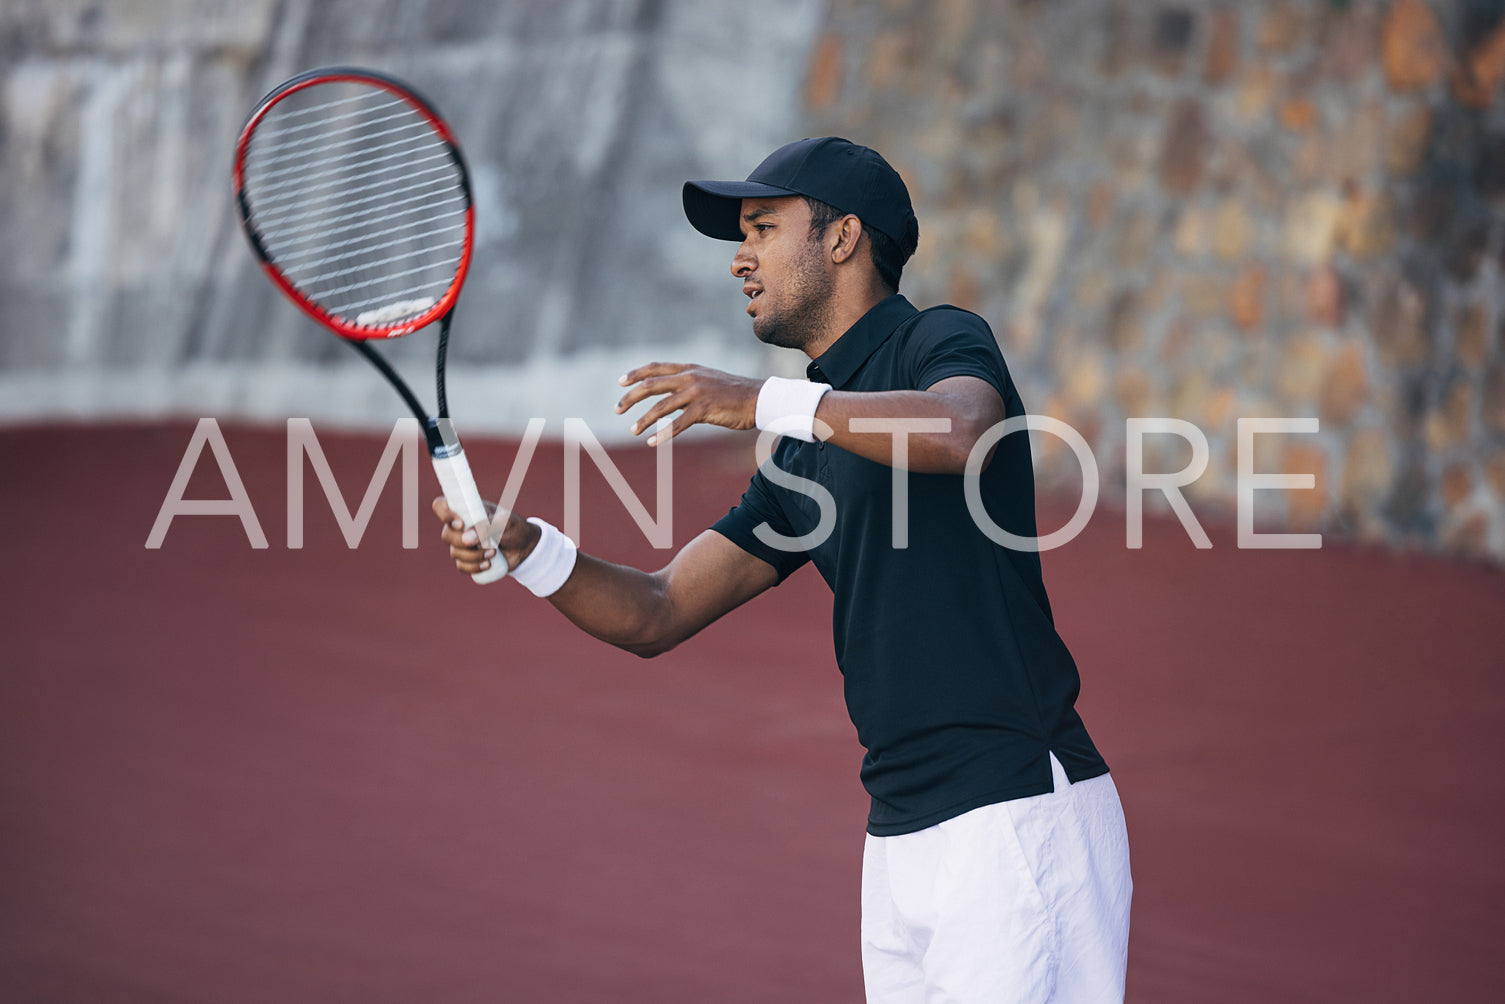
[{"left": 682, "top": 137, "right": 919, "bottom": 255}]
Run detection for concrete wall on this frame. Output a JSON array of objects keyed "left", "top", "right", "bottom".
[{"left": 0, "top": 0, "right": 823, "bottom": 434}]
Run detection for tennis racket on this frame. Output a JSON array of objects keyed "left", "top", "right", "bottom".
[{"left": 233, "top": 66, "right": 507, "bottom": 583}]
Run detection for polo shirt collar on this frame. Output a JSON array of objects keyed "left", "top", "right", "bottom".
[{"left": 806, "top": 294, "right": 918, "bottom": 387}]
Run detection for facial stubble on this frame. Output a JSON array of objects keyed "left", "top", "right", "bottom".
[{"left": 751, "top": 227, "right": 836, "bottom": 351}]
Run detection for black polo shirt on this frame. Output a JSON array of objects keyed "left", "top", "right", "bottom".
[{"left": 711, "top": 294, "right": 1108, "bottom": 836}]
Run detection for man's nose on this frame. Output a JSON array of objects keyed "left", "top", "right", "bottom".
[{"left": 731, "top": 242, "right": 755, "bottom": 278}]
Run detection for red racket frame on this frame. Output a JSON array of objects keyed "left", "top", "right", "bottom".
[{"left": 232, "top": 67, "right": 475, "bottom": 342}]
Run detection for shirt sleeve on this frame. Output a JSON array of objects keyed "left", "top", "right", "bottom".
[
  {"left": 709, "top": 462, "right": 812, "bottom": 584},
  {"left": 899, "top": 307, "right": 1013, "bottom": 400}
]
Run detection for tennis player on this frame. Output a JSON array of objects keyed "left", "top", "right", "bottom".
[{"left": 435, "top": 137, "right": 1131, "bottom": 1003}]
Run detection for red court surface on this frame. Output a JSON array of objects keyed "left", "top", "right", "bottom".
[{"left": 3, "top": 422, "right": 1503, "bottom": 1002}]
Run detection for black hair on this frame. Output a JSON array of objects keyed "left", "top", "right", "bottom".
[{"left": 802, "top": 196, "right": 917, "bottom": 295}]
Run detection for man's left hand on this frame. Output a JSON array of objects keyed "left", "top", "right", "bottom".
[{"left": 615, "top": 362, "right": 762, "bottom": 445}]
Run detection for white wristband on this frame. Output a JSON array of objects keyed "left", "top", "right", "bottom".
[
  {"left": 511, "top": 518, "right": 578, "bottom": 597},
  {"left": 755, "top": 376, "right": 832, "bottom": 443}
]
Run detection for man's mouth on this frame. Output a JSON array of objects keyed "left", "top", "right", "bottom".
[{"left": 744, "top": 284, "right": 763, "bottom": 314}]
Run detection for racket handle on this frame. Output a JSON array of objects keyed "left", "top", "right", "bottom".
[{"left": 431, "top": 443, "right": 510, "bottom": 585}]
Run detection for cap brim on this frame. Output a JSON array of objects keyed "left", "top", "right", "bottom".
[{"left": 682, "top": 180, "right": 797, "bottom": 241}]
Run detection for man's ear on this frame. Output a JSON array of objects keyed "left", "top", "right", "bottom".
[{"left": 831, "top": 215, "right": 862, "bottom": 264}]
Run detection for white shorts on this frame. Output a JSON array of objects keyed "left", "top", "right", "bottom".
[{"left": 860, "top": 754, "right": 1132, "bottom": 1004}]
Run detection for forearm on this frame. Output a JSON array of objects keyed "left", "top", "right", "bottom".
[
  {"left": 543, "top": 530, "right": 780, "bottom": 657},
  {"left": 615, "top": 366, "right": 1004, "bottom": 473},
  {"left": 450, "top": 513, "right": 777, "bottom": 659},
  {"left": 543, "top": 553, "right": 681, "bottom": 657},
  {"left": 812, "top": 381, "right": 1003, "bottom": 474},
  {"left": 474, "top": 515, "right": 678, "bottom": 655}
]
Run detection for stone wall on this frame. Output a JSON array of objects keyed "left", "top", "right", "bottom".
[
  {"left": 3, "top": 0, "right": 1503, "bottom": 560},
  {"left": 803, "top": 0, "right": 1505, "bottom": 560}
]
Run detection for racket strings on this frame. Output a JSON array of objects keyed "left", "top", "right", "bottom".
[
  {"left": 259, "top": 89, "right": 406, "bottom": 127},
  {"left": 252, "top": 100, "right": 412, "bottom": 153},
  {"left": 266, "top": 206, "right": 467, "bottom": 261},
  {"left": 278, "top": 218, "right": 466, "bottom": 275},
  {"left": 298, "top": 241, "right": 464, "bottom": 297},
  {"left": 252, "top": 195, "right": 466, "bottom": 295},
  {"left": 247, "top": 127, "right": 446, "bottom": 195},
  {"left": 239, "top": 80, "right": 467, "bottom": 331},
  {"left": 249, "top": 147, "right": 453, "bottom": 205},
  {"left": 308, "top": 257, "right": 457, "bottom": 306},
  {"left": 250, "top": 171, "right": 464, "bottom": 238}
]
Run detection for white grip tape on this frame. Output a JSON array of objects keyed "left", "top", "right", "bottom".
[
  {"left": 755, "top": 376, "right": 832, "bottom": 443},
  {"left": 431, "top": 446, "right": 509, "bottom": 585}
]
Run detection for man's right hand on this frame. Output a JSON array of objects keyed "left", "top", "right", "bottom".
[{"left": 431, "top": 496, "right": 540, "bottom": 576}]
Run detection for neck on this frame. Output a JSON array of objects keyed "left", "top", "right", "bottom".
[{"left": 802, "top": 284, "right": 892, "bottom": 360}]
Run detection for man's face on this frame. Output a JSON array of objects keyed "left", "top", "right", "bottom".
[{"left": 730, "top": 196, "right": 834, "bottom": 350}]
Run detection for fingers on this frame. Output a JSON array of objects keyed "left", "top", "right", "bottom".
[
  {"left": 440, "top": 519, "right": 494, "bottom": 557},
  {"left": 615, "top": 371, "right": 689, "bottom": 417},
  {"left": 630, "top": 389, "right": 695, "bottom": 439},
  {"left": 451, "top": 545, "right": 497, "bottom": 574},
  {"left": 616, "top": 363, "right": 713, "bottom": 444},
  {"left": 618, "top": 361, "right": 688, "bottom": 388},
  {"left": 433, "top": 494, "right": 482, "bottom": 545},
  {"left": 446, "top": 531, "right": 497, "bottom": 573},
  {"left": 433, "top": 494, "right": 498, "bottom": 573},
  {"left": 618, "top": 361, "right": 757, "bottom": 445},
  {"left": 649, "top": 410, "right": 698, "bottom": 446}
]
